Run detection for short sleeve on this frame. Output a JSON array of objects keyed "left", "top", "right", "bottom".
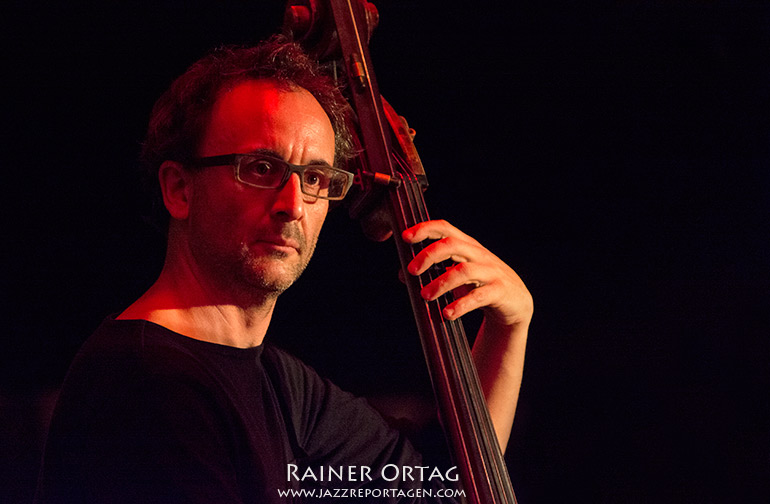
[{"left": 262, "top": 345, "right": 461, "bottom": 503}]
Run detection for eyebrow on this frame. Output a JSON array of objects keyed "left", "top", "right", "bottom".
[{"left": 248, "top": 148, "right": 333, "bottom": 168}]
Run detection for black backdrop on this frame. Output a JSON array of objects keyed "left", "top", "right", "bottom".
[{"left": 2, "top": 1, "right": 768, "bottom": 502}]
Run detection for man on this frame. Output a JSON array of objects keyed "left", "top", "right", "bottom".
[{"left": 35, "top": 36, "right": 532, "bottom": 503}]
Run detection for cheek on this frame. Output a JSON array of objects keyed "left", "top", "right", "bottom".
[
  {"left": 306, "top": 203, "right": 329, "bottom": 237},
  {"left": 188, "top": 181, "right": 250, "bottom": 240}
]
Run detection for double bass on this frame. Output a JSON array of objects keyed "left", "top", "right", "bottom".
[{"left": 284, "top": 2, "right": 519, "bottom": 502}]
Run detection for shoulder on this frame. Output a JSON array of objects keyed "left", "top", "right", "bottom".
[
  {"left": 53, "top": 317, "right": 251, "bottom": 430},
  {"left": 63, "top": 317, "right": 213, "bottom": 391},
  {"left": 44, "top": 316, "right": 248, "bottom": 459},
  {"left": 37, "top": 318, "right": 256, "bottom": 504}
]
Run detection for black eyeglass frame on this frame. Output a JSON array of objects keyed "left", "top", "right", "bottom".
[{"left": 187, "top": 153, "right": 354, "bottom": 201}]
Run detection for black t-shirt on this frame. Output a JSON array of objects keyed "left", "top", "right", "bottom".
[{"left": 35, "top": 317, "right": 459, "bottom": 503}]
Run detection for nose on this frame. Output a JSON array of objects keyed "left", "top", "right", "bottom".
[{"left": 271, "top": 173, "right": 305, "bottom": 221}]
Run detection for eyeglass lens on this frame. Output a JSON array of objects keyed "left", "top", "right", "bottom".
[{"left": 238, "top": 156, "right": 348, "bottom": 199}]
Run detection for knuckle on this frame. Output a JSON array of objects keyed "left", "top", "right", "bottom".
[
  {"left": 455, "top": 295, "right": 476, "bottom": 314},
  {"left": 454, "top": 261, "right": 471, "bottom": 278},
  {"left": 422, "top": 247, "right": 438, "bottom": 263},
  {"left": 436, "top": 274, "right": 452, "bottom": 292},
  {"left": 469, "top": 286, "right": 486, "bottom": 303},
  {"left": 442, "top": 236, "right": 460, "bottom": 250}
]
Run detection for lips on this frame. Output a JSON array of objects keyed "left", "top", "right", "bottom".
[
  {"left": 251, "top": 231, "right": 303, "bottom": 253},
  {"left": 250, "top": 223, "right": 306, "bottom": 253},
  {"left": 259, "top": 237, "right": 300, "bottom": 250}
]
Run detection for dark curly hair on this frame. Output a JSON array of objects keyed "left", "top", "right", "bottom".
[{"left": 140, "top": 35, "right": 355, "bottom": 225}]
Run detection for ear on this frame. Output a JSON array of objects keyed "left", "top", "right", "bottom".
[{"left": 158, "top": 160, "right": 191, "bottom": 220}]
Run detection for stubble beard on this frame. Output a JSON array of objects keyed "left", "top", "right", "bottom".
[
  {"left": 188, "top": 222, "right": 320, "bottom": 306},
  {"left": 233, "top": 232, "right": 319, "bottom": 300}
]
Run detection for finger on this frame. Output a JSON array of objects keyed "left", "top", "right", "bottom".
[
  {"left": 442, "top": 283, "right": 496, "bottom": 320},
  {"left": 402, "top": 220, "right": 480, "bottom": 246},
  {"left": 420, "top": 261, "right": 482, "bottom": 301},
  {"left": 407, "top": 236, "right": 482, "bottom": 276}
]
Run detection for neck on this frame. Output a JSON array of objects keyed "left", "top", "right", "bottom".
[{"left": 118, "top": 240, "right": 278, "bottom": 349}]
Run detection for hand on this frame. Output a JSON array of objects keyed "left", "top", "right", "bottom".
[{"left": 402, "top": 220, "right": 533, "bottom": 329}]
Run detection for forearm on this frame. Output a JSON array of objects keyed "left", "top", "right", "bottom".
[
  {"left": 472, "top": 318, "right": 529, "bottom": 452},
  {"left": 399, "top": 220, "right": 532, "bottom": 452}
]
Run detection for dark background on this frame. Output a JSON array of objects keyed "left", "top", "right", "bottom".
[{"left": 2, "top": 1, "right": 768, "bottom": 502}]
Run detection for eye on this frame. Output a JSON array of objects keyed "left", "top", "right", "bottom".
[
  {"left": 247, "top": 159, "right": 274, "bottom": 177},
  {"left": 303, "top": 168, "right": 328, "bottom": 188}
]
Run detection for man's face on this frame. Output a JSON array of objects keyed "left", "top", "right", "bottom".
[{"left": 183, "top": 79, "right": 336, "bottom": 299}]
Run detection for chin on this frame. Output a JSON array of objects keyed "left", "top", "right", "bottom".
[
  {"left": 241, "top": 259, "right": 306, "bottom": 295},
  {"left": 234, "top": 243, "right": 315, "bottom": 296}
]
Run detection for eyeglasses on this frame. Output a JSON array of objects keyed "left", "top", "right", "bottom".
[{"left": 188, "top": 153, "right": 354, "bottom": 201}]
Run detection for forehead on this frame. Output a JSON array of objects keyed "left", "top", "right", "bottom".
[{"left": 198, "top": 78, "right": 335, "bottom": 163}]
